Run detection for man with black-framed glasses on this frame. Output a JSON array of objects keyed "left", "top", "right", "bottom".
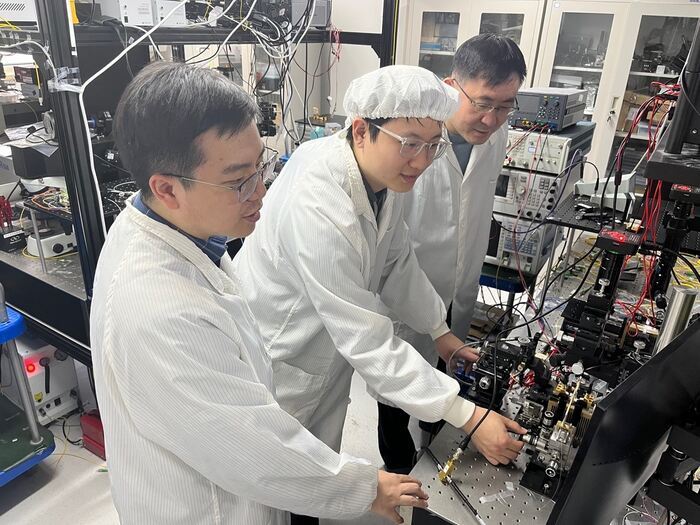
[
  {"left": 378, "top": 33, "right": 529, "bottom": 475},
  {"left": 235, "top": 65, "right": 526, "bottom": 525},
  {"left": 89, "top": 62, "right": 434, "bottom": 525}
]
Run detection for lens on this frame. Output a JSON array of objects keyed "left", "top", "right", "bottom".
[
  {"left": 263, "top": 154, "right": 278, "bottom": 183},
  {"left": 240, "top": 155, "right": 278, "bottom": 201},
  {"left": 433, "top": 142, "right": 448, "bottom": 159},
  {"left": 423, "top": 143, "right": 440, "bottom": 160},
  {"left": 399, "top": 141, "right": 424, "bottom": 159},
  {"left": 239, "top": 173, "right": 260, "bottom": 202}
]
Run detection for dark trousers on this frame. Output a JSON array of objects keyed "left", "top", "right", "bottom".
[
  {"left": 290, "top": 514, "right": 319, "bottom": 525},
  {"left": 377, "top": 358, "right": 447, "bottom": 473}
]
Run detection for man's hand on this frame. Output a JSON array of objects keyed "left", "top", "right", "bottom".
[
  {"left": 434, "top": 332, "right": 479, "bottom": 370},
  {"left": 370, "top": 471, "right": 429, "bottom": 524},
  {"left": 462, "top": 406, "right": 527, "bottom": 465}
]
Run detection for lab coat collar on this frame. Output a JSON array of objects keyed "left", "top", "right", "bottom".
[
  {"left": 485, "top": 124, "right": 504, "bottom": 146},
  {"left": 446, "top": 122, "right": 507, "bottom": 179},
  {"left": 122, "top": 198, "right": 234, "bottom": 294},
  {"left": 340, "top": 133, "right": 384, "bottom": 225}
]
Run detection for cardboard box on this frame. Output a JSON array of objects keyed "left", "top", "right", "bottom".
[
  {"left": 616, "top": 90, "right": 672, "bottom": 133},
  {"left": 649, "top": 99, "right": 672, "bottom": 125},
  {"left": 617, "top": 91, "right": 646, "bottom": 132}
]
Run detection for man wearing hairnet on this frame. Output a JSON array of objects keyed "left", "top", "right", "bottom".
[
  {"left": 91, "top": 62, "right": 430, "bottom": 525},
  {"left": 378, "top": 35, "right": 528, "bottom": 474},
  {"left": 235, "top": 65, "right": 526, "bottom": 524}
]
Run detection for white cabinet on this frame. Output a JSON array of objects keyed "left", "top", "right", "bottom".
[
  {"left": 535, "top": 0, "right": 698, "bottom": 180},
  {"left": 460, "top": 1, "right": 546, "bottom": 82},
  {"left": 398, "top": 0, "right": 546, "bottom": 84},
  {"left": 534, "top": 1, "right": 631, "bottom": 180},
  {"left": 399, "top": 0, "right": 699, "bottom": 181},
  {"left": 608, "top": 3, "right": 698, "bottom": 178}
]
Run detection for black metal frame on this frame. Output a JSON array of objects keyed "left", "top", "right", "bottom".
[
  {"left": 36, "top": 0, "right": 107, "bottom": 295},
  {"left": 0, "top": 1, "right": 399, "bottom": 365},
  {"left": 647, "top": 424, "right": 700, "bottom": 525}
]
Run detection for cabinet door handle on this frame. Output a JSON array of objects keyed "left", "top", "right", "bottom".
[{"left": 608, "top": 96, "right": 621, "bottom": 122}]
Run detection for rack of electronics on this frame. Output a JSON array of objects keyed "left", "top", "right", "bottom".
[
  {"left": 0, "top": 0, "right": 399, "bottom": 364},
  {"left": 430, "top": 23, "right": 700, "bottom": 525},
  {"left": 487, "top": 89, "right": 593, "bottom": 276}
]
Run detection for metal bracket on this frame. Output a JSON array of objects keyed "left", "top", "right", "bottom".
[{"left": 48, "top": 66, "right": 82, "bottom": 93}]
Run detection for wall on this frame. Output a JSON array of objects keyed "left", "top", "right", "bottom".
[
  {"left": 181, "top": 41, "right": 325, "bottom": 153},
  {"left": 320, "top": 0, "right": 398, "bottom": 116}
]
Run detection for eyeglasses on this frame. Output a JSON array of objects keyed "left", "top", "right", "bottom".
[
  {"left": 166, "top": 149, "right": 278, "bottom": 202},
  {"left": 453, "top": 80, "right": 519, "bottom": 116},
  {"left": 371, "top": 123, "right": 451, "bottom": 160}
]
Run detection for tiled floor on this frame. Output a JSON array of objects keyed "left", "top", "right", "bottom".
[{"left": 0, "top": 372, "right": 417, "bottom": 525}]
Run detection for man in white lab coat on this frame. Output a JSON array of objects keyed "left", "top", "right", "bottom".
[
  {"left": 378, "top": 35, "right": 528, "bottom": 473},
  {"left": 235, "top": 65, "right": 526, "bottom": 525},
  {"left": 90, "top": 62, "right": 431, "bottom": 525}
]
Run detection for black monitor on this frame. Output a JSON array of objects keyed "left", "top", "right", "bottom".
[
  {"left": 548, "top": 319, "right": 700, "bottom": 525},
  {"left": 665, "top": 22, "right": 700, "bottom": 152}
]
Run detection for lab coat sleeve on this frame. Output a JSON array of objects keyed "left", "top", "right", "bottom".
[
  {"left": 104, "top": 283, "right": 377, "bottom": 519},
  {"left": 378, "top": 215, "right": 449, "bottom": 340},
  {"left": 281, "top": 192, "right": 475, "bottom": 428}
]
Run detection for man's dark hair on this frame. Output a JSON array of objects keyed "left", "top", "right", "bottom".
[
  {"left": 452, "top": 33, "right": 527, "bottom": 86},
  {"left": 114, "top": 61, "right": 260, "bottom": 199},
  {"left": 346, "top": 117, "right": 389, "bottom": 147}
]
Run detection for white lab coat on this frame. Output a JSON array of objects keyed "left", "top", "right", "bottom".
[
  {"left": 234, "top": 133, "right": 475, "bottom": 452},
  {"left": 394, "top": 125, "right": 508, "bottom": 363},
  {"left": 90, "top": 202, "right": 377, "bottom": 525}
]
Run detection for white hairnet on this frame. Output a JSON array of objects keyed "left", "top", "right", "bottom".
[{"left": 343, "top": 65, "right": 459, "bottom": 127}]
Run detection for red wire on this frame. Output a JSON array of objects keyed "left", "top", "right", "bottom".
[{"left": 510, "top": 126, "right": 558, "bottom": 348}]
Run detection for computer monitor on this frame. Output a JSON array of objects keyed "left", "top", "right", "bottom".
[
  {"left": 665, "top": 23, "right": 700, "bottom": 152},
  {"left": 548, "top": 319, "right": 700, "bottom": 525}
]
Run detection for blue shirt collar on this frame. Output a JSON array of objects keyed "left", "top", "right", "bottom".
[
  {"left": 448, "top": 130, "right": 474, "bottom": 175},
  {"left": 132, "top": 192, "right": 228, "bottom": 267}
]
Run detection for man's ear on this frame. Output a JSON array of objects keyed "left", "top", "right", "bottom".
[
  {"left": 352, "top": 118, "right": 369, "bottom": 149},
  {"left": 149, "top": 174, "right": 182, "bottom": 210}
]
